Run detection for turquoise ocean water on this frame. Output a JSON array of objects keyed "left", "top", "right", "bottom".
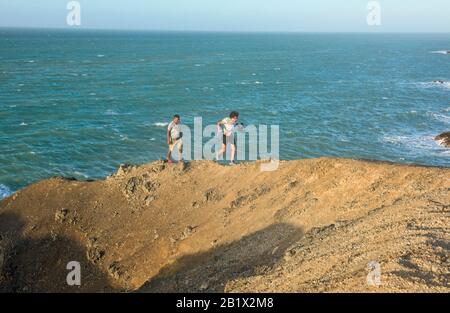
[{"left": 0, "top": 29, "right": 449, "bottom": 198}]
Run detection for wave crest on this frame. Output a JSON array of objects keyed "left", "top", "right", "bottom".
[{"left": 0, "top": 184, "right": 12, "bottom": 200}]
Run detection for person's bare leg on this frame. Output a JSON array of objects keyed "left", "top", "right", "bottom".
[
  {"left": 230, "top": 144, "right": 236, "bottom": 163},
  {"left": 216, "top": 143, "right": 226, "bottom": 160},
  {"left": 178, "top": 141, "right": 183, "bottom": 162},
  {"left": 166, "top": 149, "right": 172, "bottom": 162}
]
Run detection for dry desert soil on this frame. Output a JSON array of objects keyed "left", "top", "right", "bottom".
[{"left": 0, "top": 158, "right": 449, "bottom": 292}]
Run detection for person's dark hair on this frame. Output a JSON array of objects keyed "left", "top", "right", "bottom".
[
  {"left": 173, "top": 114, "right": 180, "bottom": 119},
  {"left": 229, "top": 111, "right": 239, "bottom": 119}
]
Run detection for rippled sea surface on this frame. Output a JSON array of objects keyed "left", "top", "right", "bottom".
[{"left": 1, "top": 29, "right": 449, "bottom": 197}]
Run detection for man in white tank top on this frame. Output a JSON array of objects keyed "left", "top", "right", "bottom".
[
  {"left": 216, "top": 111, "right": 240, "bottom": 165},
  {"left": 166, "top": 114, "right": 183, "bottom": 163}
]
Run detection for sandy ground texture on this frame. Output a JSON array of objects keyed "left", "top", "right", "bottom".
[{"left": 0, "top": 158, "right": 448, "bottom": 292}]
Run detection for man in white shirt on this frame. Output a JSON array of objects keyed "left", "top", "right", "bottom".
[
  {"left": 166, "top": 114, "right": 183, "bottom": 163},
  {"left": 216, "top": 111, "right": 240, "bottom": 165}
]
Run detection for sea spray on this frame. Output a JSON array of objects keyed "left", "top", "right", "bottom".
[{"left": 0, "top": 184, "right": 12, "bottom": 200}]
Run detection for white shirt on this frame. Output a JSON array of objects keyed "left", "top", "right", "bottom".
[
  {"left": 168, "top": 121, "right": 181, "bottom": 140},
  {"left": 222, "top": 117, "right": 235, "bottom": 136}
]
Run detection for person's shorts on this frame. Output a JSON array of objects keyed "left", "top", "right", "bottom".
[
  {"left": 222, "top": 134, "right": 236, "bottom": 145},
  {"left": 169, "top": 138, "right": 183, "bottom": 153}
]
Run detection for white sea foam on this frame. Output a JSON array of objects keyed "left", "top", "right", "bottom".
[
  {"left": 382, "top": 133, "right": 448, "bottom": 155},
  {"left": 435, "top": 139, "right": 446, "bottom": 147},
  {"left": 154, "top": 122, "right": 168, "bottom": 127},
  {"left": 150, "top": 138, "right": 156, "bottom": 141},
  {"left": 73, "top": 171, "right": 89, "bottom": 178},
  {"left": 105, "top": 109, "right": 119, "bottom": 115},
  {"left": 383, "top": 135, "right": 409, "bottom": 144},
  {"left": 430, "top": 50, "right": 449, "bottom": 55},
  {"left": 417, "top": 81, "right": 450, "bottom": 90},
  {"left": 429, "top": 112, "right": 450, "bottom": 124},
  {"left": 0, "top": 184, "right": 12, "bottom": 200},
  {"left": 20, "top": 122, "right": 27, "bottom": 126},
  {"left": 97, "top": 54, "right": 105, "bottom": 58}
]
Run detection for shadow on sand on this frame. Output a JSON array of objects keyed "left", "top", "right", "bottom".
[
  {"left": 1, "top": 211, "right": 303, "bottom": 293},
  {"left": 138, "top": 223, "right": 303, "bottom": 292},
  {"left": 0, "top": 212, "right": 115, "bottom": 292}
]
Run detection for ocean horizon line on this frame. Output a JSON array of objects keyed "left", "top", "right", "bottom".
[{"left": 1, "top": 26, "right": 450, "bottom": 35}]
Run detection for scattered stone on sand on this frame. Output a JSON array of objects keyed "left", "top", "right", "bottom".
[
  {"left": 151, "top": 162, "right": 165, "bottom": 173},
  {"left": 145, "top": 195, "right": 156, "bottom": 205},
  {"left": 435, "top": 132, "right": 450, "bottom": 148},
  {"left": 169, "top": 237, "right": 177, "bottom": 244},
  {"left": 283, "top": 249, "right": 297, "bottom": 261},
  {"left": 54, "top": 208, "right": 68, "bottom": 223},
  {"left": 287, "top": 179, "right": 298, "bottom": 189},
  {"left": 180, "top": 226, "right": 196, "bottom": 240},
  {"left": 230, "top": 195, "right": 247, "bottom": 209},
  {"left": 116, "top": 164, "right": 137, "bottom": 176},
  {"left": 54, "top": 208, "right": 77, "bottom": 225},
  {"left": 199, "top": 282, "right": 209, "bottom": 290},
  {"left": 123, "top": 177, "right": 143, "bottom": 198},
  {"left": 144, "top": 181, "right": 160, "bottom": 193},
  {"left": 108, "top": 261, "right": 124, "bottom": 280},
  {"left": 86, "top": 237, "right": 105, "bottom": 264},
  {"left": 203, "top": 188, "right": 223, "bottom": 202}
]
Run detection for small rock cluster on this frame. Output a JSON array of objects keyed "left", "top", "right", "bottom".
[
  {"left": 86, "top": 237, "right": 105, "bottom": 265},
  {"left": 54, "top": 208, "right": 77, "bottom": 225}
]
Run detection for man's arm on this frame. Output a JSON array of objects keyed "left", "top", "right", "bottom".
[
  {"left": 167, "top": 127, "right": 172, "bottom": 145},
  {"left": 217, "top": 120, "right": 224, "bottom": 133}
]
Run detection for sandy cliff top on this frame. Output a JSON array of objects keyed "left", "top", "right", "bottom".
[{"left": 0, "top": 158, "right": 449, "bottom": 292}]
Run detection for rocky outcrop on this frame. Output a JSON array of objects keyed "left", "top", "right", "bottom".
[{"left": 435, "top": 132, "right": 450, "bottom": 147}]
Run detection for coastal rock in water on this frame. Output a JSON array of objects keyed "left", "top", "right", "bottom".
[{"left": 435, "top": 132, "right": 450, "bottom": 148}]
